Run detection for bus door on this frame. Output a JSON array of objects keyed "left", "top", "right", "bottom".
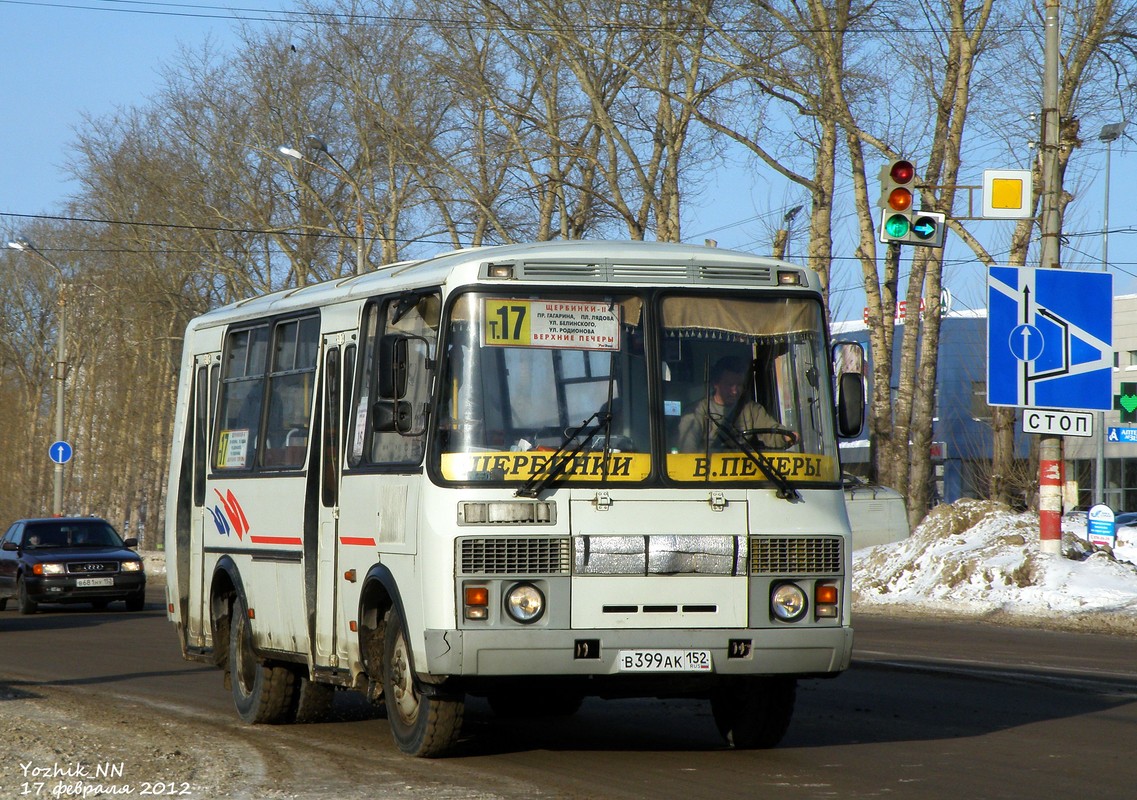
[
  {"left": 314, "top": 332, "right": 353, "bottom": 663},
  {"left": 187, "top": 352, "right": 220, "bottom": 647}
]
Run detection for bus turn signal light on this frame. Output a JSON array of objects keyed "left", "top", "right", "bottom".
[
  {"left": 465, "top": 585, "right": 489, "bottom": 620},
  {"left": 815, "top": 583, "right": 839, "bottom": 618}
]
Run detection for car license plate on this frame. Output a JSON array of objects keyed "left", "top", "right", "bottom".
[
  {"left": 617, "top": 649, "right": 712, "bottom": 672},
  {"left": 76, "top": 577, "right": 114, "bottom": 588}
]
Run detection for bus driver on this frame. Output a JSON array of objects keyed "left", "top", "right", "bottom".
[{"left": 678, "top": 356, "right": 783, "bottom": 452}]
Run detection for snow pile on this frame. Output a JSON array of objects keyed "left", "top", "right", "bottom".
[{"left": 853, "top": 499, "right": 1137, "bottom": 630}]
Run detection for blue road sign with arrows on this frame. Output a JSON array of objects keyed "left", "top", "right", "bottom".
[{"left": 987, "top": 267, "right": 1112, "bottom": 411}]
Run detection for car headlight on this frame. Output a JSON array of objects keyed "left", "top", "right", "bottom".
[
  {"left": 120, "top": 561, "right": 144, "bottom": 573},
  {"left": 771, "top": 583, "right": 808, "bottom": 622},
  {"left": 33, "top": 563, "right": 66, "bottom": 576},
  {"left": 504, "top": 583, "right": 545, "bottom": 624}
]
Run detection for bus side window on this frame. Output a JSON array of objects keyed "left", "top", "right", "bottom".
[
  {"left": 262, "top": 315, "right": 320, "bottom": 469},
  {"left": 215, "top": 325, "right": 269, "bottom": 470}
]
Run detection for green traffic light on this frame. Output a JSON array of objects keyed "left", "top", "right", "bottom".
[{"left": 884, "top": 213, "right": 911, "bottom": 239}]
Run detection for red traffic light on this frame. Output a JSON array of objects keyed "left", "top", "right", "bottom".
[{"left": 889, "top": 159, "right": 915, "bottom": 184}]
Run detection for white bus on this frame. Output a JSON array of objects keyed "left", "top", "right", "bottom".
[{"left": 164, "top": 240, "right": 865, "bottom": 757}]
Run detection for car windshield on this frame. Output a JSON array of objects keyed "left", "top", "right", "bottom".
[{"left": 24, "top": 521, "right": 124, "bottom": 549}]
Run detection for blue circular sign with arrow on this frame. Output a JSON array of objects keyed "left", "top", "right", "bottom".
[{"left": 49, "top": 441, "right": 73, "bottom": 464}]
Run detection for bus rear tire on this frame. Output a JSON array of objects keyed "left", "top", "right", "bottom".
[
  {"left": 229, "top": 595, "right": 296, "bottom": 724},
  {"left": 710, "top": 677, "right": 796, "bottom": 749},
  {"left": 381, "top": 607, "right": 464, "bottom": 757}
]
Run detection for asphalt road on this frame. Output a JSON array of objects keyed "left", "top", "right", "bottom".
[{"left": 3, "top": 588, "right": 1137, "bottom": 799}]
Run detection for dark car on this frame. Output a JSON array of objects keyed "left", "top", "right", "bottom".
[{"left": 0, "top": 517, "right": 146, "bottom": 614}]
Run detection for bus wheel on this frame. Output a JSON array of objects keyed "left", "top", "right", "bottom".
[
  {"left": 710, "top": 677, "right": 796, "bottom": 749},
  {"left": 292, "top": 673, "right": 336, "bottom": 723},
  {"left": 380, "top": 607, "right": 464, "bottom": 757},
  {"left": 229, "top": 595, "right": 296, "bottom": 724}
]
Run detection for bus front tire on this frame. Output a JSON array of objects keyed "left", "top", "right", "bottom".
[
  {"left": 229, "top": 595, "right": 296, "bottom": 724},
  {"left": 380, "top": 607, "right": 464, "bottom": 757},
  {"left": 710, "top": 677, "right": 796, "bottom": 749}
]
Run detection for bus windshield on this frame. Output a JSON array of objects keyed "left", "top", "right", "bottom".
[{"left": 433, "top": 290, "right": 839, "bottom": 487}]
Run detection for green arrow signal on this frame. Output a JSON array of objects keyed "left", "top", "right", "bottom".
[
  {"left": 913, "top": 216, "right": 938, "bottom": 239},
  {"left": 883, "top": 213, "right": 911, "bottom": 238}
]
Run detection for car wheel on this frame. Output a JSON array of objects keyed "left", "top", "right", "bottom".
[
  {"left": 380, "top": 606, "right": 464, "bottom": 757},
  {"left": 710, "top": 676, "right": 796, "bottom": 749},
  {"left": 17, "top": 577, "right": 37, "bottom": 615},
  {"left": 124, "top": 592, "right": 145, "bottom": 612},
  {"left": 228, "top": 594, "right": 296, "bottom": 724},
  {"left": 0, "top": 598, "right": 7, "bottom": 611}
]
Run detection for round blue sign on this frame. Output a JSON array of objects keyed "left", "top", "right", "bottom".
[{"left": 49, "top": 441, "right": 73, "bottom": 464}]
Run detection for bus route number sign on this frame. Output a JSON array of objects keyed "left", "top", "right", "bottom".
[{"left": 483, "top": 299, "right": 620, "bottom": 350}]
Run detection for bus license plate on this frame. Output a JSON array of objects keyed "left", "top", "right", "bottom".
[
  {"left": 617, "top": 649, "right": 712, "bottom": 672},
  {"left": 76, "top": 577, "right": 114, "bottom": 588}
]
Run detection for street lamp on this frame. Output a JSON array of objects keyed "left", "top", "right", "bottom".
[
  {"left": 278, "top": 135, "right": 367, "bottom": 276},
  {"left": 6, "top": 238, "right": 68, "bottom": 516},
  {"left": 1096, "top": 121, "right": 1126, "bottom": 508}
]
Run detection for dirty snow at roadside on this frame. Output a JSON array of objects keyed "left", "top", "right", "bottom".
[{"left": 853, "top": 499, "right": 1137, "bottom": 631}]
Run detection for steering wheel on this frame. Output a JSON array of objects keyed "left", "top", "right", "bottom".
[{"left": 740, "top": 427, "right": 798, "bottom": 451}]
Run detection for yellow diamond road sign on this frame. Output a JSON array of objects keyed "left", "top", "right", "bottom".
[{"left": 983, "top": 169, "right": 1032, "bottom": 219}]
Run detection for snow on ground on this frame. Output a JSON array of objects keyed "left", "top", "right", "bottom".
[{"left": 853, "top": 499, "right": 1137, "bottom": 633}]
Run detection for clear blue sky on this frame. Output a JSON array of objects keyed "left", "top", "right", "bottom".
[{"left": 2, "top": 0, "right": 1134, "bottom": 321}]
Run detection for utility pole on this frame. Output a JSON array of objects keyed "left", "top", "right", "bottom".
[{"left": 1038, "top": 0, "right": 1063, "bottom": 556}]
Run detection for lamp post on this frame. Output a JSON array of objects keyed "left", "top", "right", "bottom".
[
  {"left": 6, "top": 238, "right": 68, "bottom": 516},
  {"left": 1096, "top": 121, "right": 1126, "bottom": 508},
  {"left": 279, "top": 135, "right": 367, "bottom": 276}
]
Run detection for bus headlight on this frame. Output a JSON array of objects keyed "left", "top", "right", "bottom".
[
  {"left": 504, "top": 583, "right": 545, "bottom": 624},
  {"left": 771, "top": 583, "right": 808, "bottom": 622}
]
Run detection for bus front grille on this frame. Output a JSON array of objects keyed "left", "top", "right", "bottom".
[
  {"left": 459, "top": 537, "right": 572, "bottom": 575},
  {"left": 749, "top": 536, "right": 843, "bottom": 575}
]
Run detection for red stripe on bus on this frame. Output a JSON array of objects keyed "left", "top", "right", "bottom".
[
  {"left": 249, "top": 535, "right": 303, "bottom": 546},
  {"left": 340, "top": 537, "right": 377, "bottom": 546}
]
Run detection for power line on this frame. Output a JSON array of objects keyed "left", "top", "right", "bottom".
[{"left": 0, "top": 0, "right": 1043, "bottom": 36}]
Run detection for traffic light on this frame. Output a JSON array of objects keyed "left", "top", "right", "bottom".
[
  {"left": 877, "top": 159, "right": 946, "bottom": 248},
  {"left": 878, "top": 159, "right": 916, "bottom": 243}
]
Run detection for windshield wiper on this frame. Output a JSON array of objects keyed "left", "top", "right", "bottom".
[
  {"left": 514, "top": 408, "right": 612, "bottom": 499},
  {"left": 709, "top": 417, "right": 800, "bottom": 501},
  {"left": 516, "top": 346, "right": 618, "bottom": 499}
]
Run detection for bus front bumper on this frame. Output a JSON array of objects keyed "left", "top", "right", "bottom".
[{"left": 422, "top": 625, "right": 852, "bottom": 678}]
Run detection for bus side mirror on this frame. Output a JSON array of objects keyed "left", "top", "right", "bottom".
[
  {"left": 833, "top": 341, "right": 865, "bottom": 438},
  {"left": 372, "top": 399, "right": 413, "bottom": 433},
  {"left": 378, "top": 334, "right": 408, "bottom": 398},
  {"left": 837, "top": 372, "right": 865, "bottom": 437}
]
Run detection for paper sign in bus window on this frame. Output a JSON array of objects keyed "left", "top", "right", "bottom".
[
  {"left": 218, "top": 429, "right": 250, "bottom": 468},
  {"left": 483, "top": 299, "right": 620, "bottom": 350}
]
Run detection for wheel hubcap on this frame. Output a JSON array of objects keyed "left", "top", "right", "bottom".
[{"left": 390, "top": 632, "right": 419, "bottom": 722}]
